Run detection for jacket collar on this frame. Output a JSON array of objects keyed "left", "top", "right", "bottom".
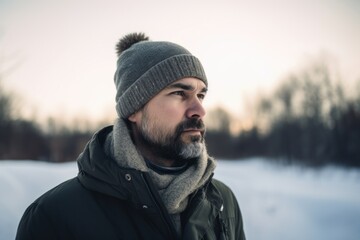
[{"left": 77, "top": 126, "right": 147, "bottom": 202}]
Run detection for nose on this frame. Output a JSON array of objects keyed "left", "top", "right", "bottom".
[{"left": 186, "top": 98, "right": 206, "bottom": 119}]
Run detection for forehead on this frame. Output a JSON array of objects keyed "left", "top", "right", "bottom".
[{"left": 165, "top": 77, "right": 207, "bottom": 90}]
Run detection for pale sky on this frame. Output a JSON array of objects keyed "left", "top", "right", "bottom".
[{"left": 1, "top": 0, "right": 360, "bottom": 124}]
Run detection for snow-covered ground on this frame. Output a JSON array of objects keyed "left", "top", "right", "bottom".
[{"left": 1, "top": 158, "right": 360, "bottom": 240}]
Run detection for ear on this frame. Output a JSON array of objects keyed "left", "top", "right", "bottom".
[{"left": 128, "top": 111, "right": 141, "bottom": 123}]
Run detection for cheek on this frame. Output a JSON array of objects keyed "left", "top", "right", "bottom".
[{"left": 155, "top": 101, "right": 185, "bottom": 121}]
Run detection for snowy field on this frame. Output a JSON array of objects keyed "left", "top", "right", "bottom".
[{"left": 1, "top": 158, "right": 360, "bottom": 240}]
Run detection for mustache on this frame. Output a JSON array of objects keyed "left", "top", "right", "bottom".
[{"left": 176, "top": 118, "right": 205, "bottom": 134}]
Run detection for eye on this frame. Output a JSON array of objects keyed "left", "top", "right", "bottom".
[
  {"left": 197, "top": 93, "right": 206, "bottom": 100},
  {"left": 171, "top": 91, "right": 186, "bottom": 97}
]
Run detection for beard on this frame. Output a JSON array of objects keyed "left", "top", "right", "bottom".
[{"left": 137, "top": 111, "right": 206, "bottom": 163}]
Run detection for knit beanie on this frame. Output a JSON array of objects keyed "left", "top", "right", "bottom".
[{"left": 114, "top": 33, "right": 208, "bottom": 119}]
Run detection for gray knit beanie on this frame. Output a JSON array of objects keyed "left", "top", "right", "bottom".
[{"left": 114, "top": 33, "right": 208, "bottom": 119}]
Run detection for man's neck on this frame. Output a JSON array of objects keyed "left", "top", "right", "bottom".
[{"left": 145, "top": 158, "right": 188, "bottom": 175}]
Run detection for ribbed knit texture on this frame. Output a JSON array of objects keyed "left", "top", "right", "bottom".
[{"left": 114, "top": 40, "right": 207, "bottom": 118}]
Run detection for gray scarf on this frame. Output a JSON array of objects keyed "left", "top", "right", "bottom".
[{"left": 104, "top": 118, "right": 216, "bottom": 215}]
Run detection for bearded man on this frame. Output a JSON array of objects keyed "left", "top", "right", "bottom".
[{"left": 16, "top": 33, "right": 246, "bottom": 240}]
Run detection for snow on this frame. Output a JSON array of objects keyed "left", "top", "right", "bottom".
[{"left": 1, "top": 159, "right": 360, "bottom": 240}]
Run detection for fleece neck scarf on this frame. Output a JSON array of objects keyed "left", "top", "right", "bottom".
[{"left": 104, "top": 118, "right": 216, "bottom": 215}]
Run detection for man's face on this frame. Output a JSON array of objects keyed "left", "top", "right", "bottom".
[{"left": 129, "top": 77, "right": 207, "bottom": 165}]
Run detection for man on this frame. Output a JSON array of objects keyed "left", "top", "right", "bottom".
[{"left": 16, "top": 33, "right": 246, "bottom": 240}]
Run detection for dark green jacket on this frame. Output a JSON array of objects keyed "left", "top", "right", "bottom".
[{"left": 16, "top": 127, "right": 245, "bottom": 240}]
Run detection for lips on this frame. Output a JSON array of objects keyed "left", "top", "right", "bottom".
[
  {"left": 183, "top": 128, "right": 203, "bottom": 132},
  {"left": 182, "top": 128, "right": 205, "bottom": 135}
]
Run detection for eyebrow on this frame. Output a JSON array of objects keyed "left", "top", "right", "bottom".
[{"left": 167, "top": 83, "right": 208, "bottom": 93}]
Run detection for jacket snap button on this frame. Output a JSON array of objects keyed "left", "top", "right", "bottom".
[
  {"left": 142, "top": 205, "right": 148, "bottom": 209},
  {"left": 125, "top": 174, "right": 132, "bottom": 181}
]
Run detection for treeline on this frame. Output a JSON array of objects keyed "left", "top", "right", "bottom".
[
  {"left": 0, "top": 79, "right": 94, "bottom": 162},
  {"left": 206, "top": 61, "right": 360, "bottom": 167},
  {"left": 1, "top": 60, "right": 360, "bottom": 167},
  {"left": 0, "top": 118, "right": 93, "bottom": 162}
]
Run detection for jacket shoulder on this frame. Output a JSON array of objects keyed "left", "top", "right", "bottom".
[
  {"left": 211, "top": 178, "right": 231, "bottom": 192},
  {"left": 16, "top": 178, "right": 89, "bottom": 239},
  {"left": 211, "top": 179, "right": 237, "bottom": 203},
  {"left": 34, "top": 177, "right": 85, "bottom": 208}
]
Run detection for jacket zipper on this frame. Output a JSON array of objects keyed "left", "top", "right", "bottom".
[
  {"left": 219, "top": 217, "right": 228, "bottom": 240},
  {"left": 218, "top": 194, "right": 228, "bottom": 240},
  {"left": 141, "top": 173, "right": 178, "bottom": 240}
]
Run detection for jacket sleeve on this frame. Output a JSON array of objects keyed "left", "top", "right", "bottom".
[{"left": 16, "top": 201, "right": 58, "bottom": 240}]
